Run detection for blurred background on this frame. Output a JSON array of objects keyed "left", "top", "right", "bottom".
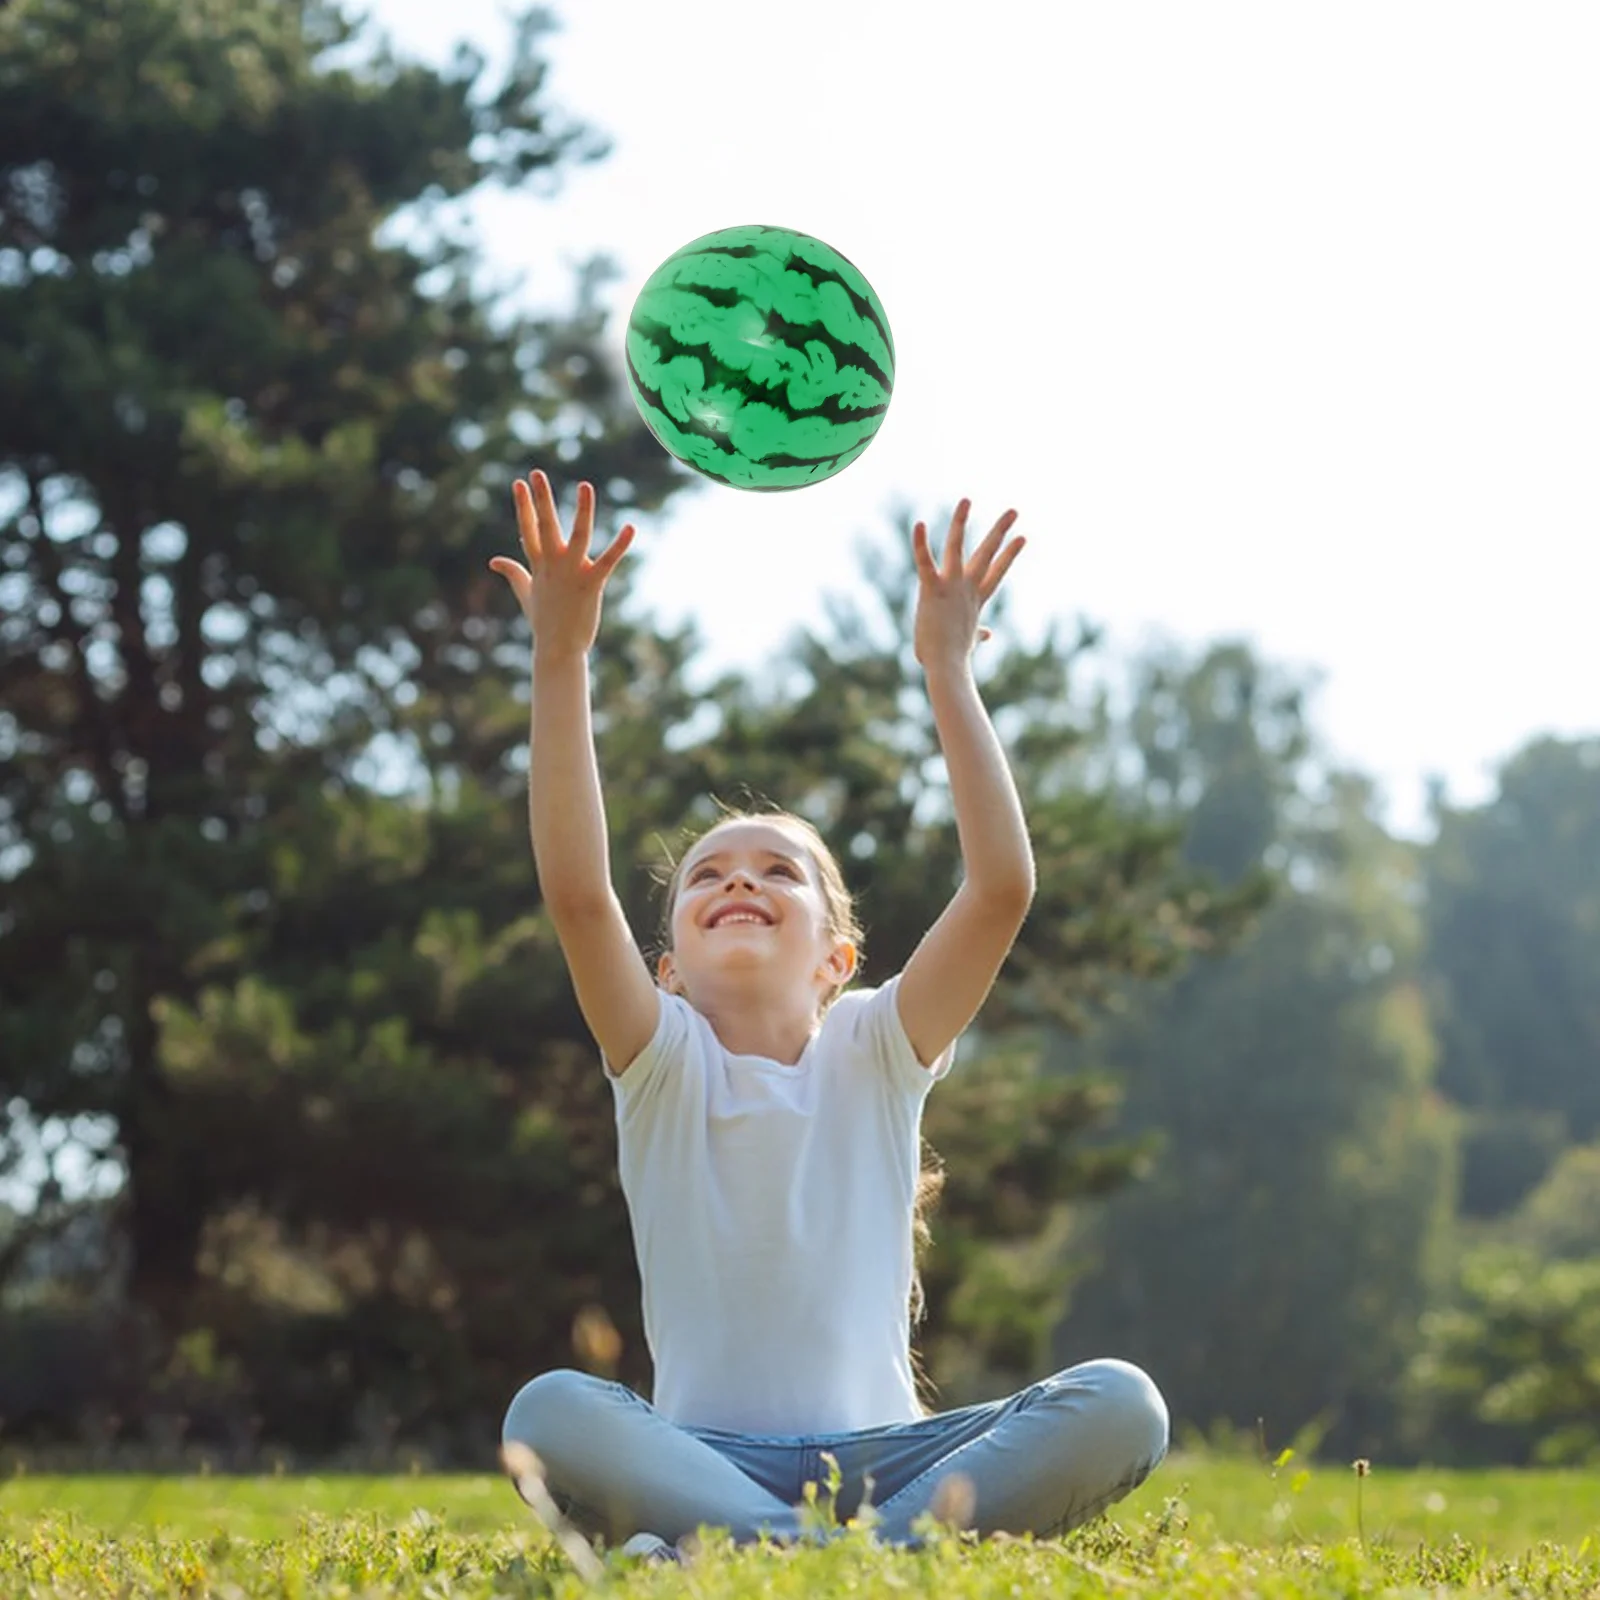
[{"left": 1, "top": 0, "right": 1597, "bottom": 1471}]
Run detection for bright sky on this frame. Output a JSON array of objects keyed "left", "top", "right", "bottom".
[{"left": 375, "top": 0, "right": 1599, "bottom": 836}]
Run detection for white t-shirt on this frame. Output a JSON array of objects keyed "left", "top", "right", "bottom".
[{"left": 608, "top": 978, "right": 954, "bottom": 1435}]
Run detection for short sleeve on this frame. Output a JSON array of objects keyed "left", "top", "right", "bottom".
[
  {"left": 836, "top": 976, "right": 957, "bottom": 1095},
  {"left": 607, "top": 990, "right": 695, "bottom": 1113}
]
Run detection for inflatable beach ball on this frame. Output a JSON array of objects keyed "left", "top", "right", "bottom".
[{"left": 624, "top": 224, "right": 894, "bottom": 491}]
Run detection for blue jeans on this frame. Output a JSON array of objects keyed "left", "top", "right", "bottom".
[{"left": 502, "top": 1360, "right": 1168, "bottom": 1547}]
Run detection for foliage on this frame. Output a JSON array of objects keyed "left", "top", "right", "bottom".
[
  {"left": 0, "top": 0, "right": 682, "bottom": 1318},
  {"left": 1053, "top": 644, "right": 1458, "bottom": 1457},
  {"left": 1407, "top": 1245, "right": 1600, "bottom": 1466},
  {"left": 1423, "top": 738, "right": 1600, "bottom": 1213},
  {"left": 1504, "top": 1141, "right": 1600, "bottom": 1262},
  {"left": 918, "top": 1032, "right": 1144, "bottom": 1401}
]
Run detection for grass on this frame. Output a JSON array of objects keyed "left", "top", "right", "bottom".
[{"left": 0, "top": 1455, "right": 1596, "bottom": 1597}]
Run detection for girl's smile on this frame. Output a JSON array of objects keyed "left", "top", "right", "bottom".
[{"left": 707, "top": 906, "right": 775, "bottom": 929}]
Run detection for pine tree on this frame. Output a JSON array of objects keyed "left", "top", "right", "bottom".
[{"left": 0, "top": 0, "right": 682, "bottom": 1342}]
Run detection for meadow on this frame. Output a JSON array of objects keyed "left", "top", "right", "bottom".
[{"left": 1, "top": 1455, "right": 1596, "bottom": 1598}]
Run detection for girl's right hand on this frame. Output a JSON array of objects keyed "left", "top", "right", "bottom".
[{"left": 489, "top": 469, "right": 635, "bottom": 658}]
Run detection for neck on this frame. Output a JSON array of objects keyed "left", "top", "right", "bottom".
[{"left": 678, "top": 981, "right": 823, "bottom": 1065}]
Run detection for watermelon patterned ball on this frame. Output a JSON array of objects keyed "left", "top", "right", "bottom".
[{"left": 624, "top": 224, "right": 895, "bottom": 491}]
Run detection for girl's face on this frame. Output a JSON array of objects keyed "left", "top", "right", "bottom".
[{"left": 659, "top": 821, "right": 855, "bottom": 1004}]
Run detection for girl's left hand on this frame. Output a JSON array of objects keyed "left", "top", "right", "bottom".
[{"left": 911, "top": 499, "right": 1026, "bottom": 669}]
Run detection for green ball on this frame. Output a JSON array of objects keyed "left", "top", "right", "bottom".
[{"left": 624, "top": 224, "right": 895, "bottom": 492}]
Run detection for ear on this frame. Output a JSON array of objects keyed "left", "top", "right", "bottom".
[
  {"left": 657, "top": 951, "right": 680, "bottom": 994},
  {"left": 821, "top": 939, "right": 857, "bottom": 990}
]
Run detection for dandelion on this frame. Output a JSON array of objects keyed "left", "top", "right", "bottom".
[{"left": 1352, "top": 1458, "right": 1371, "bottom": 1546}]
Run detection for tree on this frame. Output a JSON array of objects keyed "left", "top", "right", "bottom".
[
  {"left": 1406, "top": 1246, "right": 1600, "bottom": 1466},
  {"left": 1405, "top": 1138, "right": 1600, "bottom": 1465},
  {"left": 918, "top": 1034, "right": 1142, "bottom": 1402},
  {"left": 0, "top": 0, "right": 684, "bottom": 1332},
  {"left": 1506, "top": 1142, "right": 1600, "bottom": 1263},
  {"left": 1423, "top": 737, "right": 1600, "bottom": 1215},
  {"left": 1052, "top": 643, "right": 1457, "bottom": 1457}
]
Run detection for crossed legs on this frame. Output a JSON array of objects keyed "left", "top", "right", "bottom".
[{"left": 502, "top": 1360, "right": 1168, "bottom": 1547}]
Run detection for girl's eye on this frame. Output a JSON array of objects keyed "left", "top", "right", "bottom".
[{"left": 685, "top": 860, "right": 799, "bottom": 884}]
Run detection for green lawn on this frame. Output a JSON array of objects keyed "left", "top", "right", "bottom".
[{"left": 0, "top": 1456, "right": 1596, "bottom": 1597}]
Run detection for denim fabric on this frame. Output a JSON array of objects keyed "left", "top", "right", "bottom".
[{"left": 502, "top": 1358, "right": 1169, "bottom": 1547}]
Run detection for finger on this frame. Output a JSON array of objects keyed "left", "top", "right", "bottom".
[
  {"left": 530, "top": 469, "right": 565, "bottom": 555},
  {"left": 911, "top": 520, "right": 938, "bottom": 580},
  {"left": 945, "top": 499, "right": 970, "bottom": 576},
  {"left": 487, "top": 556, "right": 533, "bottom": 604},
  {"left": 591, "top": 521, "right": 635, "bottom": 581},
  {"left": 977, "top": 535, "right": 1026, "bottom": 600},
  {"left": 968, "top": 509, "right": 1019, "bottom": 579},
  {"left": 512, "top": 479, "right": 543, "bottom": 563},
  {"left": 569, "top": 480, "right": 595, "bottom": 560}
]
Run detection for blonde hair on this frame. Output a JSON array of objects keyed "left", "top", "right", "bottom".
[{"left": 654, "top": 803, "right": 946, "bottom": 1360}]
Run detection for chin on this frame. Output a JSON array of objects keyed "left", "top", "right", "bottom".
[{"left": 687, "top": 951, "right": 780, "bottom": 985}]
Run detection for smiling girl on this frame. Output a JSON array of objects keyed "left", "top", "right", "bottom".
[{"left": 490, "top": 471, "right": 1167, "bottom": 1556}]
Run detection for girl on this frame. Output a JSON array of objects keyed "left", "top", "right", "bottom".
[{"left": 489, "top": 470, "right": 1167, "bottom": 1555}]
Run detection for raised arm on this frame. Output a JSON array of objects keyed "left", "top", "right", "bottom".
[
  {"left": 489, "top": 471, "right": 660, "bottom": 1074},
  {"left": 895, "top": 500, "right": 1035, "bottom": 1068}
]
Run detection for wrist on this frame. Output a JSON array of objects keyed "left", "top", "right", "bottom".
[
  {"left": 920, "top": 652, "right": 977, "bottom": 691},
  {"left": 532, "top": 640, "right": 591, "bottom": 674}
]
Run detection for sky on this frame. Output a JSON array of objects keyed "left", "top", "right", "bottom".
[{"left": 371, "top": 0, "right": 1598, "bottom": 836}]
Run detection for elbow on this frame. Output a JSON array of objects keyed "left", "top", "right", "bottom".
[
  {"left": 542, "top": 884, "right": 617, "bottom": 925},
  {"left": 1003, "top": 848, "right": 1037, "bottom": 911},
  {"left": 1010, "top": 874, "right": 1038, "bottom": 919},
  {"left": 972, "top": 871, "right": 1035, "bottom": 922}
]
